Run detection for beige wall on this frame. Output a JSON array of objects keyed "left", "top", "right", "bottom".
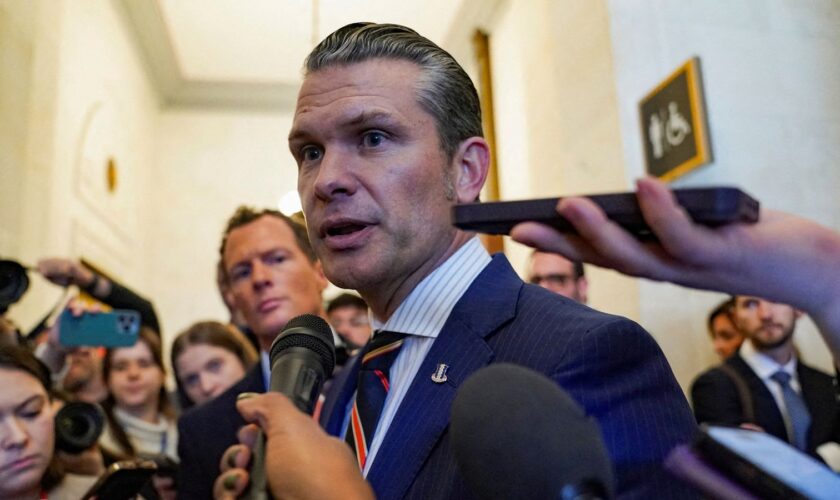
[
  {"left": 488, "top": 0, "right": 640, "bottom": 323},
  {"left": 149, "top": 109, "right": 295, "bottom": 337},
  {"left": 2, "top": 0, "right": 159, "bottom": 330}
]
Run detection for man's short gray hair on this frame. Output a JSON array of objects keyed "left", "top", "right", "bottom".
[{"left": 304, "top": 22, "right": 483, "bottom": 161}]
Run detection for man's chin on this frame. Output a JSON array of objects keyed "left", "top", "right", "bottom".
[
  {"left": 253, "top": 318, "right": 292, "bottom": 349},
  {"left": 752, "top": 329, "right": 794, "bottom": 350}
]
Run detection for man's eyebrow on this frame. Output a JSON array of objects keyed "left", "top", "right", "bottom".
[
  {"left": 289, "top": 110, "right": 401, "bottom": 143},
  {"left": 347, "top": 110, "right": 398, "bottom": 127}
]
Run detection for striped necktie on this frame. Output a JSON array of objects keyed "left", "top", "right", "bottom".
[
  {"left": 346, "top": 330, "right": 406, "bottom": 469},
  {"left": 770, "top": 370, "right": 811, "bottom": 451}
]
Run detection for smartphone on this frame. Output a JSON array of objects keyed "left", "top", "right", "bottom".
[
  {"left": 694, "top": 425, "right": 840, "bottom": 499},
  {"left": 58, "top": 309, "right": 140, "bottom": 348},
  {"left": 451, "top": 186, "right": 759, "bottom": 237},
  {"left": 82, "top": 459, "right": 157, "bottom": 500},
  {"left": 138, "top": 453, "right": 179, "bottom": 479}
]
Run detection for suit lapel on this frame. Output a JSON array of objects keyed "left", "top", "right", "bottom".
[
  {"left": 366, "top": 255, "right": 521, "bottom": 499},
  {"left": 322, "top": 356, "right": 362, "bottom": 435},
  {"left": 730, "top": 355, "right": 787, "bottom": 433}
]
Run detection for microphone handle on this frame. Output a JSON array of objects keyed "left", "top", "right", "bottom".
[
  {"left": 243, "top": 349, "right": 329, "bottom": 500},
  {"left": 244, "top": 434, "right": 271, "bottom": 500}
]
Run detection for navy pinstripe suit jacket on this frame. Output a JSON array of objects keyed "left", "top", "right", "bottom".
[{"left": 321, "top": 254, "right": 698, "bottom": 499}]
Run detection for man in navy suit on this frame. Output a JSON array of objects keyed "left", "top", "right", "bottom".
[
  {"left": 281, "top": 22, "right": 696, "bottom": 498},
  {"left": 692, "top": 296, "right": 840, "bottom": 457},
  {"left": 177, "top": 206, "right": 328, "bottom": 499}
]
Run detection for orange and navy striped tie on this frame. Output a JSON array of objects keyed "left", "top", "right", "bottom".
[{"left": 345, "top": 330, "right": 406, "bottom": 469}]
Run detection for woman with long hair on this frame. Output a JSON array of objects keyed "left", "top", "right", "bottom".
[
  {"left": 170, "top": 321, "right": 257, "bottom": 409},
  {"left": 99, "top": 327, "right": 177, "bottom": 462}
]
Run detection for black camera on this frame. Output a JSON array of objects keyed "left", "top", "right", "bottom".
[
  {"left": 55, "top": 401, "right": 105, "bottom": 454},
  {"left": 0, "top": 259, "right": 29, "bottom": 314}
]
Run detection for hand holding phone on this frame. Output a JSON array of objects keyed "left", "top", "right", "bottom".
[{"left": 452, "top": 186, "right": 759, "bottom": 237}]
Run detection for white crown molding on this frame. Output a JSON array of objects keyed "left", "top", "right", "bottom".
[{"left": 113, "top": 0, "right": 299, "bottom": 111}]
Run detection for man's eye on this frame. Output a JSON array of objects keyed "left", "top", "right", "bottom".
[
  {"left": 269, "top": 254, "right": 286, "bottom": 265},
  {"left": 362, "top": 131, "right": 385, "bottom": 148},
  {"left": 230, "top": 268, "right": 249, "bottom": 281},
  {"left": 184, "top": 374, "right": 199, "bottom": 387},
  {"left": 207, "top": 359, "right": 223, "bottom": 373},
  {"left": 301, "top": 146, "right": 322, "bottom": 162}
]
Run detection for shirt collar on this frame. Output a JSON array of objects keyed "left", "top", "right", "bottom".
[
  {"left": 372, "top": 237, "right": 491, "bottom": 339},
  {"left": 740, "top": 340, "right": 798, "bottom": 381}
]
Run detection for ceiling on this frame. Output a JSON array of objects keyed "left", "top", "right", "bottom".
[{"left": 116, "top": 0, "right": 468, "bottom": 110}]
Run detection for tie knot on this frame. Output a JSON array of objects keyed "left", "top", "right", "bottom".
[
  {"left": 771, "top": 370, "right": 792, "bottom": 386},
  {"left": 361, "top": 330, "right": 406, "bottom": 368}
]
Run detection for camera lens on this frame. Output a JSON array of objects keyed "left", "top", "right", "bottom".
[
  {"left": 55, "top": 402, "right": 105, "bottom": 454},
  {"left": 0, "top": 260, "right": 29, "bottom": 312}
]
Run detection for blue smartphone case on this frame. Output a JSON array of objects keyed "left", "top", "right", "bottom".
[{"left": 58, "top": 309, "right": 140, "bottom": 347}]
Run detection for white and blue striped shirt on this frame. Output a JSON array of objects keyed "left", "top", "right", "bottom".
[{"left": 343, "top": 237, "right": 492, "bottom": 475}]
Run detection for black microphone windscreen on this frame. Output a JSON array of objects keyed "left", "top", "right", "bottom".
[
  {"left": 269, "top": 314, "right": 335, "bottom": 374},
  {"left": 450, "top": 363, "right": 614, "bottom": 500}
]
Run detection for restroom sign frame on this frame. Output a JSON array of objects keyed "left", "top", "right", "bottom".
[{"left": 639, "top": 57, "right": 712, "bottom": 181}]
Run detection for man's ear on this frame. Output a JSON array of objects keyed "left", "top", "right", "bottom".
[
  {"left": 452, "top": 137, "right": 490, "bottom": 203},
  {"left": 577, "top": 277, "right": 589, "bottom": 304}
]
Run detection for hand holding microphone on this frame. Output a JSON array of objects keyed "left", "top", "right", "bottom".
[
  {"left": 214, "top": 392, "right": 374, "bottom": 500},
  {"left": 213, "top": 314, "right": 373, "bottom": 500}
]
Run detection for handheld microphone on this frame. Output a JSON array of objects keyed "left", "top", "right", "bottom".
[
  {"left": 450, "top": 363, "right": 614, "bottom": 500},
  {"left": 246, "top": 314, "right": 336, "bottom": 500}
]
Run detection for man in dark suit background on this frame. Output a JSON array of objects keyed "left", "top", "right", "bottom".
[
  {"left": 177, "top": 206, "right": 328, "bottom": 499},
  {"left": 692, "top": 295, "right": 840, "bottom": 457},
  {"left": 284, "top": 22, "right": 697, "bottom": 499}
]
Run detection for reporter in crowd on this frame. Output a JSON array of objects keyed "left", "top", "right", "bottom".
[
  {"left": 0, "top": 345, "right": 102, "bottom": 499},
  {"left": 177, "top": 206, "right": 328, "bottom": 499},
  {"left": 171, "top": 320, "right": 258, "bottom": 409},
  {"left": 35, "top": 301, "right": 110, "bottom": 405},
  {"left": 706, "top": 298, "right": 743, "bottom": 360},
  {"left": 99, "top": 327, "right": 177, "bottom": 461}
]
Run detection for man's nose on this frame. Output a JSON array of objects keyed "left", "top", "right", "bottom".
[
  {"left": 251, "top": 261, "right": 272, "bottom": 290},
  {"left": 756, "top": 301, "right": 772, "bottom": 320},
  {"left": 312, "top": 149, "right": 357, "bottom": 201}
]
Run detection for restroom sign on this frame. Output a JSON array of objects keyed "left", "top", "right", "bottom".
[{"left": 639, "top": 57, "right": 712, "bottom": 181}]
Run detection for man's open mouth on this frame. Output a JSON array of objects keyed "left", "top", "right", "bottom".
[{"left": 327, "top": 222, "right": 367, "bottom": 236}]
